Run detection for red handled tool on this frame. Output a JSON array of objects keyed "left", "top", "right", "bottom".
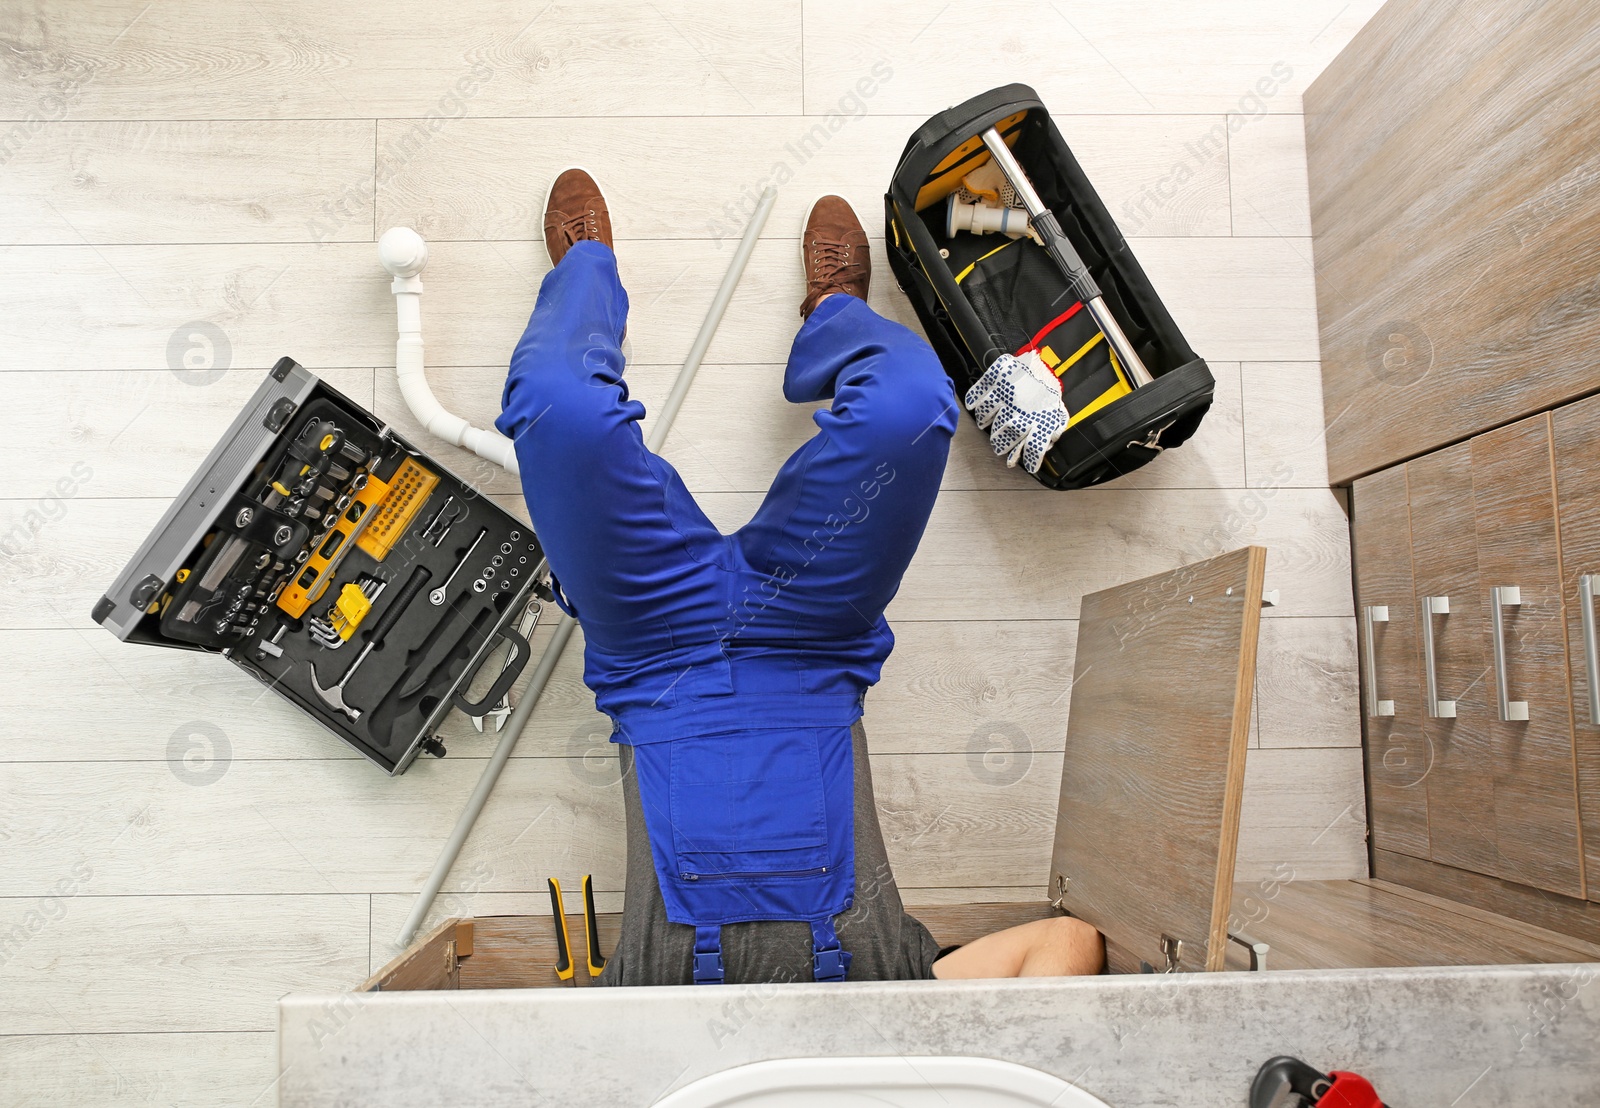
[{"left": 1250, "top": 1056, "right": 1385, "bottom": 1108}]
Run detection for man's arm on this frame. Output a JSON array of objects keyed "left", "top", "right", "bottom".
[{"left": 930, "top": 916, "right": 1104, "bottom": 979}]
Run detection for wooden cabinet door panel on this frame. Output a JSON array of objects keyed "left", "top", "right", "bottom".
[
  {"left": 1307, "top": 0, "right": 1600, "bottom": 483},
  {"left": 1050, "top": 547, "right": 1264, "bottom": 973},
  {"left": 1470, "top": 414, "right": 1584, "bottom": 898},
  {"left": 1407, "top": 442, "right": 1497, "bottom": 875},
  {"left": 1351, "top": 465, "right": 1430, "bottom": 858},
  {"left": 1552, "top": 394, "right": 1600, "bottom": 901}
]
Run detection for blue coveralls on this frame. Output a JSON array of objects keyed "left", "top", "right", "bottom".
[{"left": 497, "top": 241, "right": 958, "bottom": 983}]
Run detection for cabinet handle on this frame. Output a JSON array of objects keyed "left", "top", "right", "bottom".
[
  {"left": 1362, "top": 604, "right": 1394, "bottom": 718},
  {"left": 1420, "top": 595, "right": 1457, "bottom": 719},
  {"left": 1490, "top": 586, "right": 1529, "bottom": 722},
  {"left": 1581, "top": 575, "right": 1599, "bottom": 726}
]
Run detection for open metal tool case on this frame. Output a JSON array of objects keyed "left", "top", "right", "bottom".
[{"left": 93, "top": 357, "right": 543, "bottom": 775}]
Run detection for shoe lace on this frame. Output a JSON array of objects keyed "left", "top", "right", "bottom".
[
  {"left": 554, "top": 208, "right": 601, "bottom": 246},
  {"left": 809, "top": 236, "right": 865, "bottom": 288}
]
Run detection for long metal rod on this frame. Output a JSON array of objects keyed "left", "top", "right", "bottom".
[
  {"left": 979, "top": 128, "right": 1155, "bottom": 387},
  {"left": 396, "top": 187, "right": 778, "bottom": 948}
]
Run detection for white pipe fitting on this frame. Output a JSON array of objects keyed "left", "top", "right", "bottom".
[
  {"left": 945, "top": 195, "right": 1032, "bottom": 239},
  {"left": 378, "top": 227, "right": 520, "bottom": 476}
]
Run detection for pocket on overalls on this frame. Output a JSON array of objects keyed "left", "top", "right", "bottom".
[{"left": 667, "top": 729, "right": 831, "bottom": 880}]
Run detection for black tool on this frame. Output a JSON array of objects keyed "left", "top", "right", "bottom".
[
  {"left": 397, "top": 604, "right": 492, "bottom": 699},
  {"left": 309, "top": 564, "right": 431, "bottom": 722},
  {"left": 547, "top": 878, "right": 576, "bottom": 983},
  {"left": 362, "top": 605, "right": 477, "bottom": 748},
  {"left": 582, "top": 874, "right": 606, "bottom": 977},
  {"left": 1250, "top": 1055, "right": 1386, "bottom": 1108}
]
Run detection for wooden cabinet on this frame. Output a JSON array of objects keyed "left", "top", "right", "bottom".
[
  {"left": 1351, "top": 466, "right": 1429, "bottom": 859},
  {"left": 1318, "top": 0, "right": 1600, "bottom": 921},
  {"left": 1470, "top": 415, "right": 1583, "bottom": 898},
  {"left": 1305, "top": 0, "right": 1600, "bottom": 484},
  {"left": 1553, "top": 395, "right": 1600, "bottom": 899},
  {"left": 1357, "top": 409, "right": 1589, "bottom": 900},
  {"left": 1408, "top": 443, "right": 1495, "bottom": 877}
]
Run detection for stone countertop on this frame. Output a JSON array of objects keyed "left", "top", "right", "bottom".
[{"left": 278, "top": 963, "right": 1600, "bottom": 1107}]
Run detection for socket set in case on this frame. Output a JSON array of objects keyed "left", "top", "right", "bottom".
[{"left": 94, "top": 357, "right": 545, "bottom": 775}]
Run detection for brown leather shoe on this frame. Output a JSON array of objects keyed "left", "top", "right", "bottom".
[
  {"left": 543, "top": 168, "right": 613, "bottom": 266},
  {"left": 800, "top": 195, "right": 870, "bottom": 318}
]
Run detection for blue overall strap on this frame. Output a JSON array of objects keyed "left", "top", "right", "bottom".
[
  {"left": 810, "top": 918, "right": 851, "bottom": 982},
  {"left": 692, "top": 923, "right": 725, "bottom": 985}
]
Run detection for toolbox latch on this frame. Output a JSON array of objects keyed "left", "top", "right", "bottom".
[
  {"left": 264, "top": 397, "right": 297, "bottom": 434},
  {"left": 129, "top": 574, "right": 165, "bottom": 612}
]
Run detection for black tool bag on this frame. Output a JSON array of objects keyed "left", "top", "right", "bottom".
[{"left": 885, "top": 83, "right": 1215, "bottom": 489}]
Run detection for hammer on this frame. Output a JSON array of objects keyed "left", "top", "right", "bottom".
[{"left": 311, "top": 564, "right": 431, "bottom": 721}]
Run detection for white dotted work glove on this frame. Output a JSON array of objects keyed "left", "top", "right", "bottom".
[{"left": 964, "top": 352, "right": 1070, "bottom": 474}]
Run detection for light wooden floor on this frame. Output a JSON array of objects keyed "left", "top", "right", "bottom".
[{"left": 0, "top": 1, "right": 1386, "bottom": 1101}]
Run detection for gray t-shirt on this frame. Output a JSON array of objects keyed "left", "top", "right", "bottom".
[{"left": 597, "top": 720, "right": 942, "bottom": 986}]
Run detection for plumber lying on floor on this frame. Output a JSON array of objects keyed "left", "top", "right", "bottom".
[{"left": 496, "top": 169, "right": 1104, "bottom": 986}]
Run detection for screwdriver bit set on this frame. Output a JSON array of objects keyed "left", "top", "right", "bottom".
[{"left": 93, "top": 357, "right": 546, "bottom": 775}]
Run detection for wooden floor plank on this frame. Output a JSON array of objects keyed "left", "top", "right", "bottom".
[
  {"left": 0, "top": 617, "right": 1076, "bottom": 762},
  {"left": 1357, "top": 879, "right": 1600, "bottom": 961},
  {"left": 1253, "top": 617, "right": 1361, "bottom": 749},
  {"left": 801, "top": 0, "right": 1388, "bottom": 115},
  {"left": 1232, "top": 879, "right": 1600, "bottom": 970},
  {"left": 874, "top": 486, "right": 1353, "bottom": 622},
  {"left": 0, "top": 753, "right": 1062, "bottom": 897},
  {"left": 0, "top": 368, "right": 373, "bottom": 499},
  {"left": 0, "top": 360, "right": 1241, "bottom": 504},
  {"left": 370, "top": 358, "right": 1248, "bottom": 498},
  {"left": 0, "top": 1, "right": 802, "bottom": 119},
  {"left": 0, "top": 612, "right": 1351, "bottom": 763},
  {"left": 0, "top": 894, "right": 367, "bottom": 1034},
  {"left": 0, "top": 120, "right": 375, "bottom": 245},
  {"left": 374, "top": 114, "right": 1233, "bottom": 243},
  {"left": 5, "top": 484, "right": 1352, "bottom": 631},
  {"left": 0, "top": 629, "right": 366, "bottom": 762},
  {"left": 0, "top": 235, "right": 1322, "bottom": 373},
  {"left": 0, "top": 742, "right": 1366, "bottom": 901},
  {"left": 1241, "top": 361, "right": 1332, "bottom": 488},
  {"left": 1235, "top": 747, "right": 1368, "bottom": 880},
  {"left": 1228, "top": 114, "right": 1313, "bottom": 237}
]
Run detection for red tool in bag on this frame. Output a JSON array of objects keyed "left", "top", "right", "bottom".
[{"left": 1250, "top": 1055, "right": 1387, "bottom": 1108}]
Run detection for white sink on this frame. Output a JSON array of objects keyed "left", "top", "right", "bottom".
[{"left": 651, "top": 1056, "right": 1112, "bottom": 1107}]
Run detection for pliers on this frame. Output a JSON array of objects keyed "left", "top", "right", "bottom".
[{"left": 471, "top": 599, "right": 543, "bottom": 732}]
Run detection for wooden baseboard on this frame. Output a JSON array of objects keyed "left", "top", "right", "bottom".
[{"left": 1373, "top": 850, "right": 1600, "bottom": 947}]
